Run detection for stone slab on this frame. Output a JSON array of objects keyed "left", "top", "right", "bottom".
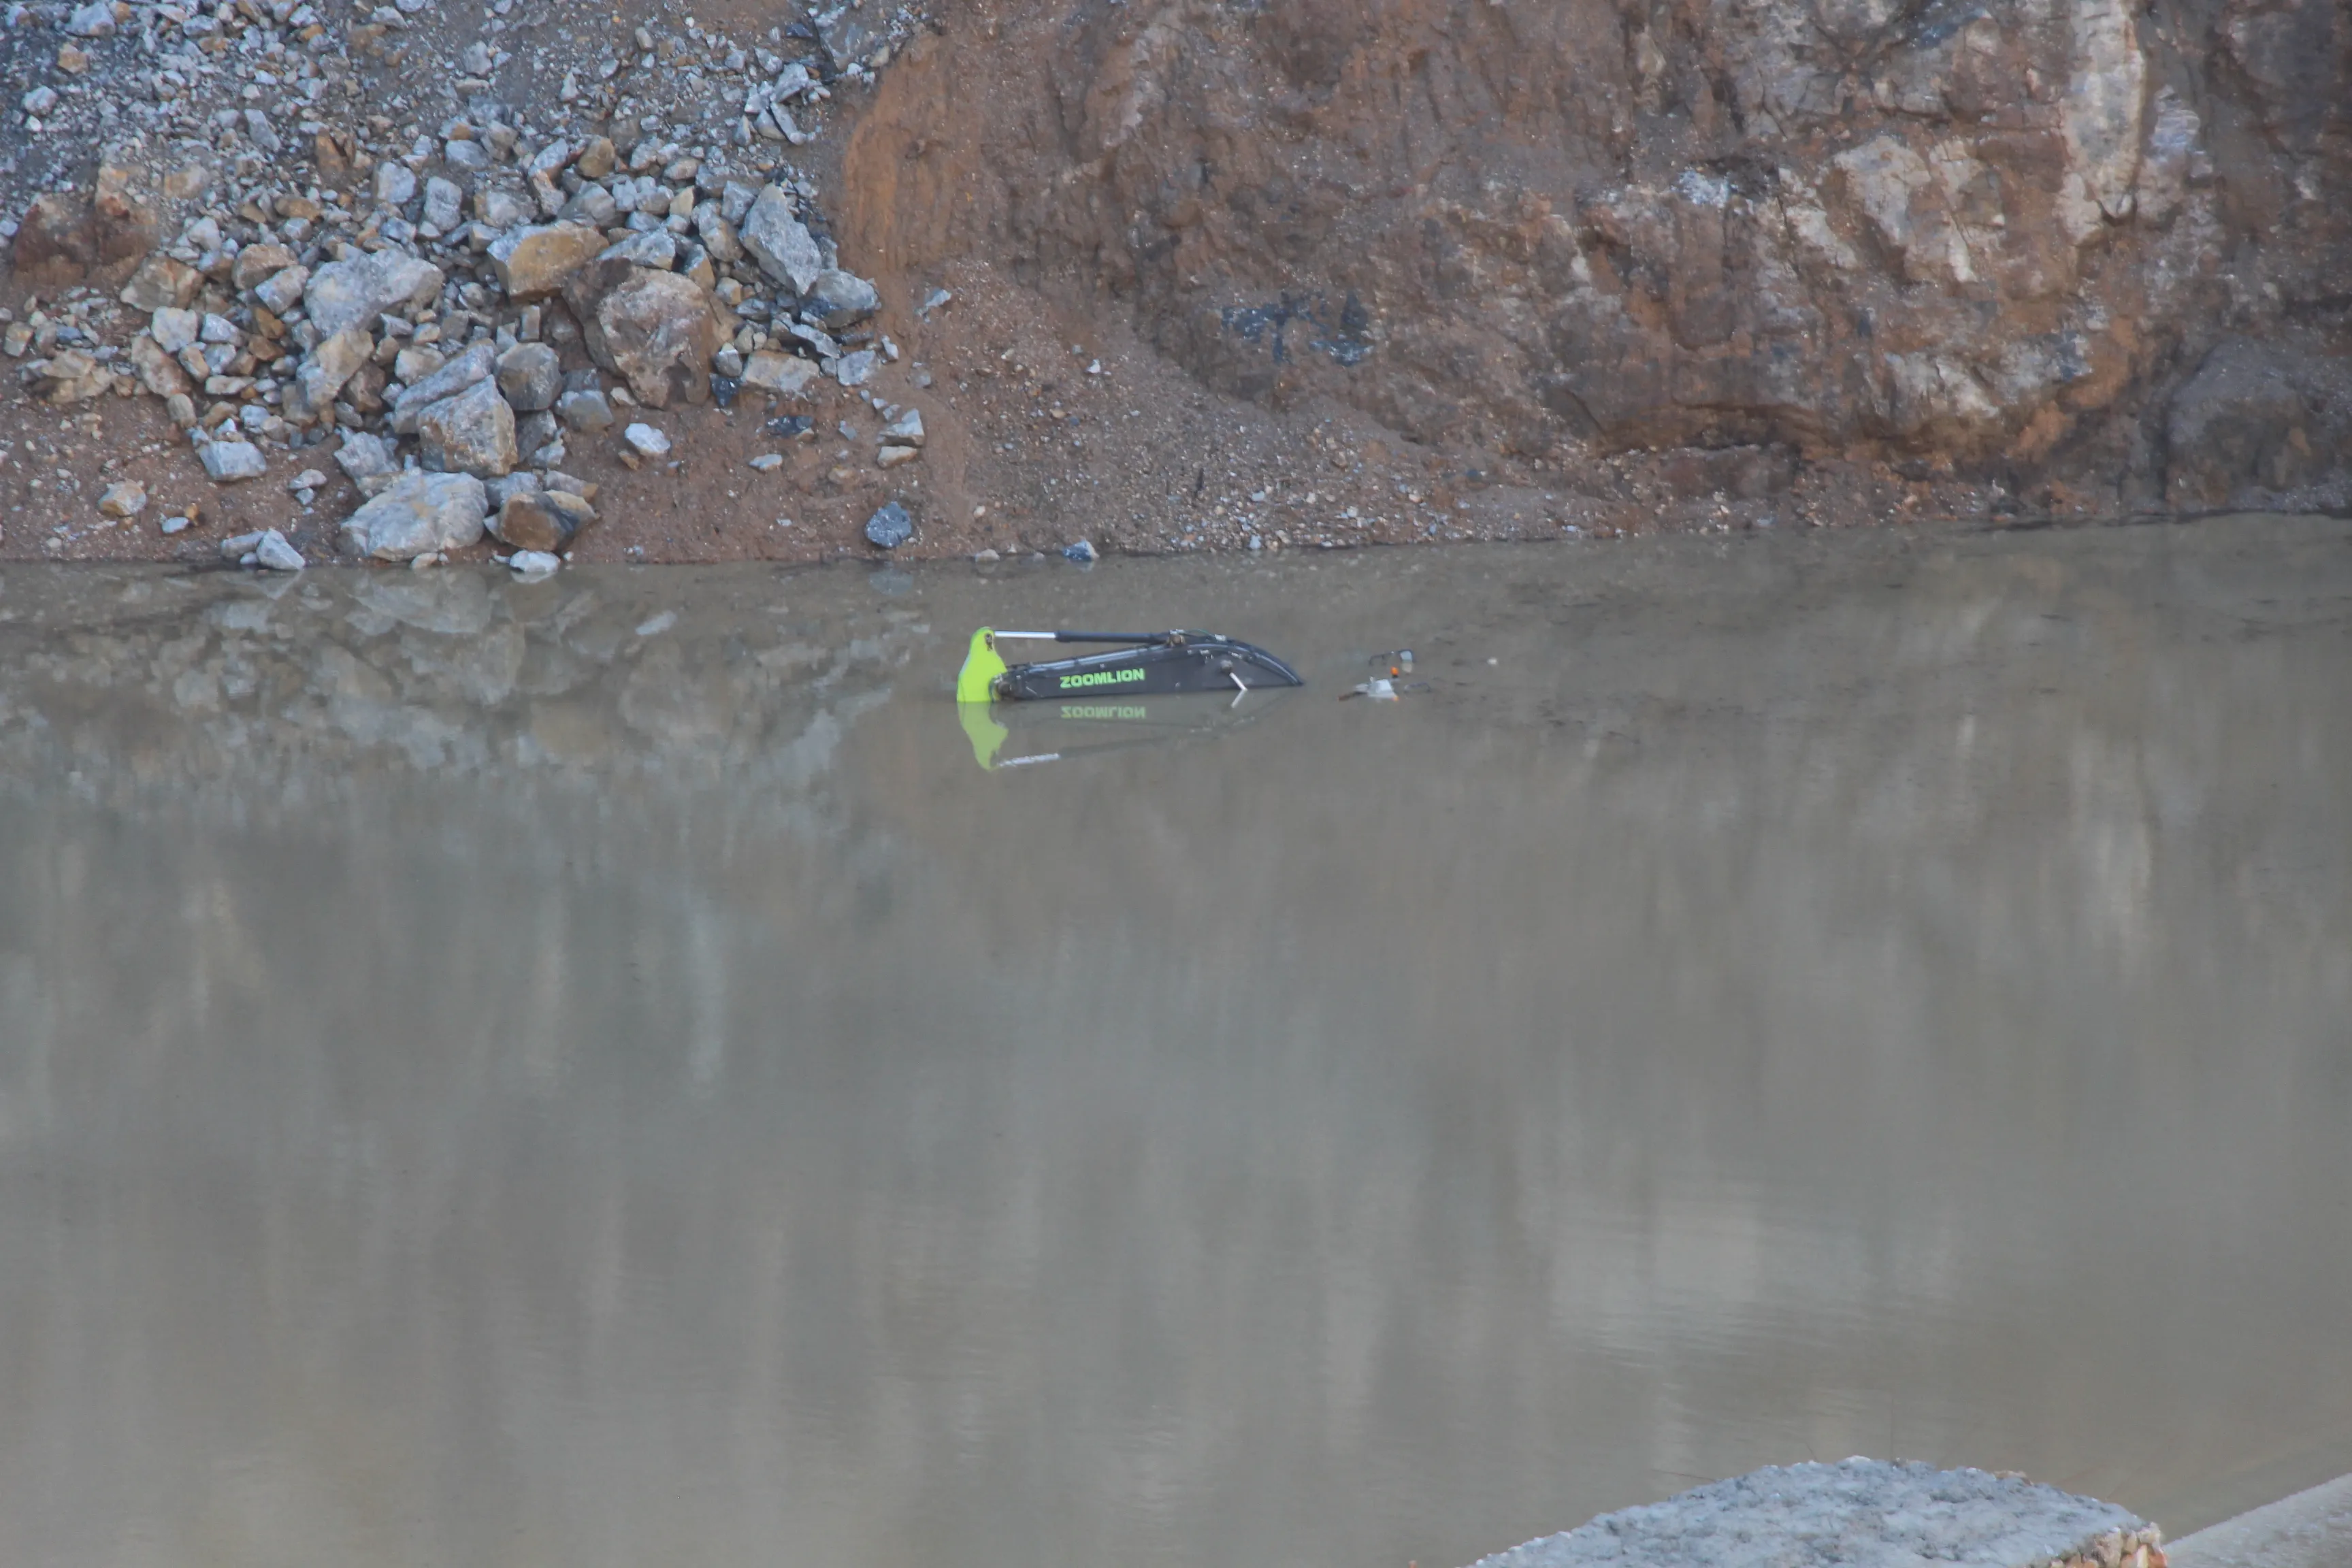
[
  {"left": 1465, "top": 1460, "right": 2155, "bottom": 1568},
  {"left": 2168, "top": 1473, "right": 2352, "bottom": 1568}
]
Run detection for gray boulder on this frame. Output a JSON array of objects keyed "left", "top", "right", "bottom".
[
  {"left": 254, "top": 529, "right": 306, "bottom": 572},
  {"left": 199, "top": 440, "right": 267, "bottom": 482},
  {"left": 391, "top": 340, "right": 497, "bottom": 434},
  {"left": 375, "top": 163, "right": 417, "bottom": 209},
  {"left": 252, "top": 264, "right": 308, "bottom": 316},
  {"left": 864, "top": 500, "right": 914, "bottom": 549},
  {"left": 492, "top": 488, "right": 595, "bottom": 553},
  {"left": 557, "top": 387, "right": 615, "bottom": 431},
  {"left": 339, "top": 471, "right": 489, "bottom": 561},
  {"left": 693, "top": 205, "right": 743, "bottom": 264},
  {"left": 304, "top": 249, "right": 444, "bottom": 340},
  {"left": 581, "top": 268, "right": 721, "bottom": 408},
  {"left": 487, "top": 221, "right": 608, "bottom": 300},
  {"left": 415, "top": 377, "right": 518, "bottom": 477},
  {"left": 1463, "top": 1460, "right": 2153, "bottom": 1568},
  {"left": 422, "top": 177, "right": 464, "bottom": 231},
  {"left": 834, "top": 349, "right": 877, "bottom": 388},
  {"left": 804, "top": 269, "right": 879, "bottom": 330},
  {"left": 740, "top": 186, "right": 823, "bottom": 293},
  {"left": 600, "top": 229, "right": 677, "bottom": 270},
  {"left": 150, "top": 306, "right": 200, "bottom": 354},
  {"left": 285, "top": 325, "right": 374, "bottom": 423},
  {"left": 496, "top": 342, "right": 562, "bottom": 412},
  {"left": 333, "top": 430, "right": 399, "bottom": 481}
]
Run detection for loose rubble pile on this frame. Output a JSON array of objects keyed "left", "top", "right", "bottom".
[{"left": 3, "top": 0, "right": 934, "bottom": 568}]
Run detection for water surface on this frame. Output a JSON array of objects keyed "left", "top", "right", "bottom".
[{"left": 2, "top": 519, "right": 2349, "bottom": 1567}]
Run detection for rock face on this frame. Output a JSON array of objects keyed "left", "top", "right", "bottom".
[
  {"left": 842, "top": 0, "right": 2352, "bottom": 508},
  {"left": 339, "top": 471, "right": 490, "bottom": 561},
  {"left": 2165, "top": 338, "right": 2352, "bottom": 504}
]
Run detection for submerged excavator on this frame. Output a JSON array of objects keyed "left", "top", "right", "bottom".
[{"left": 953, "top": 627, "right": 1305, "bottom": 770}]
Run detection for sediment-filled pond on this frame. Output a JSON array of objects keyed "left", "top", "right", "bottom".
[{"left": 2, "top": 519, "right": 2348, "bottom": 1567}]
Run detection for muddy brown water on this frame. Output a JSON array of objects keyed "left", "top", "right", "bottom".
[{"left": 2, "top": 519, "right": 2349, "bottom": 1568}]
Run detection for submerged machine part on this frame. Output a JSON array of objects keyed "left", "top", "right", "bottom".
[
  {"left": 956, "top": 683, "right": 1292, "bottom": 769},
  {"left": 957, "top": 629, "right": 1305, "bottom": 704}
]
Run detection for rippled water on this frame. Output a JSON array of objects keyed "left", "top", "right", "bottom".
[{"left": 2, "top": 519, "right": 2349, "bottom": 1568}]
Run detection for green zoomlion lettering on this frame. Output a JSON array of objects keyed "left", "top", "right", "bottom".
[
  {"left": 1058, "top": 668, "right": 1147, "bottom": 689},
  {"left": 1064, "top": 705, "right": 1148, "bottom": 719}
]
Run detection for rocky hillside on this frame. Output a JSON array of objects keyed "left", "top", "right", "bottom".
[
  {"left": 846, "top": 0, "right": 2350, "bottom": 511},
  {"left": 0, "top": 0, "right": 2344, "bottom": 566}
]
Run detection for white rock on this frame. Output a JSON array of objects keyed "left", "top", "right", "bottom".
[
  {"left": 199, "top": 440, "right": 267, "bottom": 482},
  {"left": 508, "top": 549, "right": 561, "bottom": 575},
  {"left": 2057, "top": 0, "right": 2148, "bottom": 238},
  {"left": 338, "top": 470, "right": 489, "bottom": 561},
  {"left": 376, "top": 162, "right": 418, "bottom": 208},
  {"left": 623, "top": 422, "right": 670, "bottom": 457},
  {"left": 742, "top": 350, "right": 819, "bottom": 397},
  {"left": 255, "top": 529, "right": 306, "bottom": 571}
]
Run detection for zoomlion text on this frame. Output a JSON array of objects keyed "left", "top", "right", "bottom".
[{"left": 1058, "top": 668, "right": 1148, "bottom": 689}]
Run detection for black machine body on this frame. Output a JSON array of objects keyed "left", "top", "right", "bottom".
[{"left": 994, "top": 632, "right": 1305, "bottom": 702}]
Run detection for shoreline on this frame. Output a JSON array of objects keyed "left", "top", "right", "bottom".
[{"left": 8, "top": 499, "right": 2350, "bottom": 575}]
